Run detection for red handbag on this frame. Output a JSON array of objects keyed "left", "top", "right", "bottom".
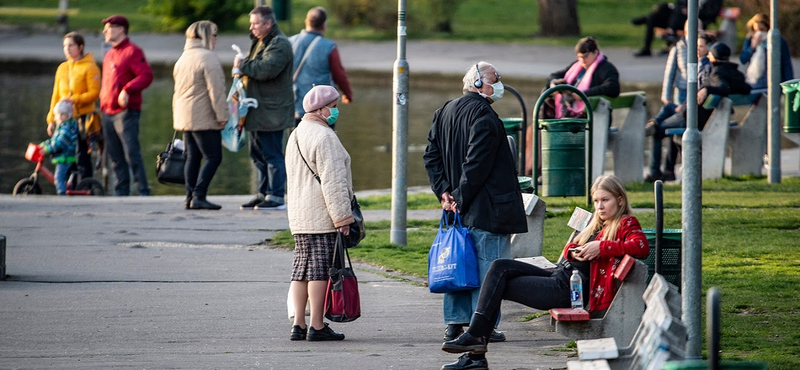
[{"left": 324, "top": 233, "right": 361, "bottom": 322}]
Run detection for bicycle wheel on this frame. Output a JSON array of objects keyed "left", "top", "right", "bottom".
[
  {"left": 13, "top": 178, "right": 42, "bottom": 195},
  {"left": 76, "top": 178, "right": 105, "bottom": 196}
]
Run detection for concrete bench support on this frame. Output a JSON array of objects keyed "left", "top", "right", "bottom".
[
  {"left": 728, "top": 93, "right": 768, "bottom": 177},
  {"left": 591, "top": 92, "right": 647, "bottom": 183},
  {"left": 510, "top": 193, "right": 545, "bottom": 258},
  {"left": 550, "top": 257, "right": 649, "bottom": 347}
]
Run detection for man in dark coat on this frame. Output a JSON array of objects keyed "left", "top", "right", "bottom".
[
  {"left": 423, "top": 62, "right": 528, "bottom": 369},
  {"left": 233, "top": 6, "right": 294, "bottom": 210}
]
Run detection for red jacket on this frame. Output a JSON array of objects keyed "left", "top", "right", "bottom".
[
  {"left": 562, "top": 215, "right": 649, "bottom": 312},
  {"left": 101, "top": 38, "right": 153, "bottom": 115}
]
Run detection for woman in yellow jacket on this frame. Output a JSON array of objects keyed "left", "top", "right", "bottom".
[{"left": 47, "top": 32, "right": 101, "bottom": 179}]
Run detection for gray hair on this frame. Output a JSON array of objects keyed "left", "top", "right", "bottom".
[
  {"left": 185, "top": 20, "right": 217, "bottom": 50},
  {"left": 462, "top": 61, "right": 496, "bottom": 93},
  {"left": 250, "top": 6, "right": 277, "bottom": 25}
]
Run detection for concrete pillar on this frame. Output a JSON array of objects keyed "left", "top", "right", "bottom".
[{"left": 510, "top": 193, "right": 545, "bottom": 258}]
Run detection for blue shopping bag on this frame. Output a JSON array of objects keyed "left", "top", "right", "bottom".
[{"left": 428, "top": 210, "right": 480, "bottom": 293}]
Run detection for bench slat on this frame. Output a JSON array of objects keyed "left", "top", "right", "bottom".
[
  {"left": 614, "top": 255, "right": 635, "bottom": 281},
  {"left": 550, "top": 308, "right": 590, "bottom": 321},
  {"left": 577, "top": 337, "right": 619, "bottom": 360}
]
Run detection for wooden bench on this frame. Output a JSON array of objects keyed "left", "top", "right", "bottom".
[
  {"left": 549, "top": 254, "right": 648, "bottom": 347},
  {"left": 566, "top": 274, "right": 686, "bottom": 370},
  {"left": 590, "top": 92, "right": 647, "bottom": 183}
]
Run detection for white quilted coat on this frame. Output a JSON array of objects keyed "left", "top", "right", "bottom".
[{"left": 286, "top": 116, "right": 354, "bottom": 234}]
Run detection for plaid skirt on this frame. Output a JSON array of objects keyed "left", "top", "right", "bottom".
[{"left": 292, "top": 232, "right": 337, "bottom": 281}]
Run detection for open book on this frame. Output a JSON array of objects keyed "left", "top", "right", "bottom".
[{"left": 567, "top": 207, "right": 593, "bottom": 232}]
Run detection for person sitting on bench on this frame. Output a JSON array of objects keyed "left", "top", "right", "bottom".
[
  {"left": 644, "top": 42, "right": 751, "bottom": 182},
  {"left": 438, "top": 175, "right": 649, "bottom": 370}
]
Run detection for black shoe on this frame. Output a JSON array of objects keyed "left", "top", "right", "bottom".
[
  {"left": 442, "top": 332, "right": 487, "bottom": 354},
  {"left": 254, "top": 199, "right": 286, "bottom": 210},
  {"left": 190, "top": 198, "right": 222, "bottom": 210},
  {"left": 290, "top": 325, "right": 307, "bottom": 341},
  {"left": 441, "top": 353, "right": 489, "bottom": 370},
  {"left": 240, "top": 195, "right": 263, "bottom": 210},
  {"left": 184, "top": 195, "right": 192, "bottom": 210},
  {"left": 630, "top": 16, "right": 647, "bottom": 25},
  {"left": 489, "top": 330, "right": 506, "bottom": 343},
  {"left": 444, "top": 324, "right": 465, "bottom": 341},
  {"left": 661, "top": 171, "right": 676, "bottom": 181},
  {"left": 645, "top": 173, "right": 662, "bottom": 183},
  {"left": 307, "top": 323, "right": 344, "bottom": 341},
  {"left": 633, "top": 48, "right": 652, "bottom": 57},
  {"left": 658, "top": 47, "right": 672, "bottom": 56}
]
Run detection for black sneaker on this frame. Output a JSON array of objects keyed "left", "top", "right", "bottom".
[
  {"left": 307, "top": 323, "right": 344, "bottom": 341},
  {"left": 489, "top": 329, "right": 506, "bottom": 343},
  {"left": 190, "top": 198, "right": 222, "bottom": 210},
  {"left": 444, "top": 324, "right": 465, "bottom": 341},
  {"left": 441, "top": 353, "right": 489, "bottom": 370},
  {"left": 240, "top": 196, "right": 263, "bottom": 210},
  {"left": 442, "top": 332, "right": 487, "bottom": 354},
  {"left": 290, "top": 325, "right": 307, "bottom": 341},
  {"left": 661, "top": 171, "right": 676, "bottom": 181},
  {"left": 254, "top": 199, "right": 286, "bottom": 210}
]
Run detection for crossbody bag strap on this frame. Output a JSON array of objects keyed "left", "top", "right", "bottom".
[
  {"left": 293, "top": 35, "right": 322, "bottom": 83},
  {"left": 295, "top": 135, "right": 321, "bottom": 183}
]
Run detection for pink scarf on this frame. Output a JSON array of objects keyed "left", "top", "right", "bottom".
[{"left": 555, "top": 52, "right": 605, "bottom": 118}]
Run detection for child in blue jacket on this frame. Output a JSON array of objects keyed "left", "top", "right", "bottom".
[{"left": 39, "top": 100, "right": 79, "bottom": 194}]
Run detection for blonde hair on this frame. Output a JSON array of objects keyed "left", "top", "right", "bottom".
[
  {"left": 185, "top": 20, "right": 217, "bottom": 50},
  {"left": 574, "top": 175, "right": 633, "bottom": 245},
  {"left": 746, "top": 13, "right": 769, "bottom": 36}
]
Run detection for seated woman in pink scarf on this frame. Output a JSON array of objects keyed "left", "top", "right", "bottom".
[{"left": 525, "top": 37, "right": 620, "bottom": 175}]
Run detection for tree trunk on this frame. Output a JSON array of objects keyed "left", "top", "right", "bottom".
[{"left": 537, "top": 0, "right": 580, "bottom": 37}]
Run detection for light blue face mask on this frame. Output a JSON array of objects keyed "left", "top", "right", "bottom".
[{"left": 325, "top": 107, "right": 339, "bottom": 126}]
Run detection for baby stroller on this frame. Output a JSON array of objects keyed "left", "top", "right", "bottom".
[{"left": 13, "top": 143, "right": 104, "bottom": 196}]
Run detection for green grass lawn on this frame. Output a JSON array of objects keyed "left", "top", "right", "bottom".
[
  {"left": 0, "top": 0, "right": 742, "bottom": 48},
  {"left": 272, "top": 177, "right": 800, "bottom": 369}
]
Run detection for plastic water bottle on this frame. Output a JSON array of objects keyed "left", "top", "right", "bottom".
[{"left": 570, "top": 270, "right": 583, "bottom": 309}]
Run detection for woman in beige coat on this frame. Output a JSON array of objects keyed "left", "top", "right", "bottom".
[
  {"left": 285, "top": 85, "right": 353, "bottom": 341},
  {"left": 173, "top": 21, "right": 228, "bottom": 210}
]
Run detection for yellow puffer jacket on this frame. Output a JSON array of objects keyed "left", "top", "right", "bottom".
[{"left": 47, "top": 52, "right": 101, "bottom": 124}]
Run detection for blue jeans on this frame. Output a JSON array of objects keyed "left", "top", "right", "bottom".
[
  {"left": 443, "top": 227, "right": 511, "bottom": 325},
  {"left": 103, "top": 110, "right": 150, "bottom": 196},
  {"left": 649, "top": 104, "right": 685, "bottom": 176},
  {"left": 54, "top": 163, "right": 72, "bottom": 195},
  {"left": 249, "top": 130, "right": 286, "bottom": 202},
  {"left": 183, "top": 130, "right": 222, "bottom": 198}
]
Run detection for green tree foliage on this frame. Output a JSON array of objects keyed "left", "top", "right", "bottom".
[
  {"left": 143, "top": 0, "right": 248, "bottom": 32},
  {"left": 327, "top": 0, "right": 460, "bottom": 33}
]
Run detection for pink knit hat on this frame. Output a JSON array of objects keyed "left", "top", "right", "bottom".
[{"left": 303, "top": 85, "right": 340, "bottom": 113}]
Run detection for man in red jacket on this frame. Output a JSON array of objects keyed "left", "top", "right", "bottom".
[{"left": 100, "top": 15, "right": 154, "bottom": 196}]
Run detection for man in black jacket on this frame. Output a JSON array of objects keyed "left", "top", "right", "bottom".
[{"left": 424, "top": 61, "right": 527, "bottom": 370}]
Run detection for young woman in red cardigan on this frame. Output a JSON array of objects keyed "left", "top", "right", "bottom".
[{"left": 439, "top": 175, "right": 650, "bottom": 370}]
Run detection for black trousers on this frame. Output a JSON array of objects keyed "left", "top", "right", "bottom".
[
  {"left": 183, "top": 130, "right": 223, "bottom": 198},
  {"left": 466, "top": 259, "right": 575, "bottom": 338},
  {"left": 76, "top": 114, "right": 93, "bottom": 179}
]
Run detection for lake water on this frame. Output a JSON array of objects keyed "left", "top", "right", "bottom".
[{"left": 0, "top": 71, "right": 546, "bottom": 195}]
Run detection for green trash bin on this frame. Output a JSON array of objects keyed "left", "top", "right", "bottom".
[
  {"left": 642, "top": 228, "right": 682, "bottom": 289},
  {"left": 268, "top": 0, "right": 290, "bottom": 21},
  {"left": 780, "top": 78, "right": 800, "bottom": 133},
  {"left": 501, "top": 117, "right": 523, "bottom": 146},
  {"left": 663, "top": 360, "right": 765, "bottom": 370},
  {"left": 540, "top": 119, "right": 585, "bottom": 197}
]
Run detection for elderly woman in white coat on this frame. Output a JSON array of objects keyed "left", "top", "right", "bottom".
[
  {"left": 285, "top": 85, "right": 353, "bottom": 341},
  {"left": 172, "top": 20, "right": 228, "bottom": 210}
]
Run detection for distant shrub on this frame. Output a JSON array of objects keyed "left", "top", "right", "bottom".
[
  {"left": 328, "top": 0, "right": 460, "bottom": 33},
  {"left": 143, "top": 0, "right": 248, "bottom": 32}
]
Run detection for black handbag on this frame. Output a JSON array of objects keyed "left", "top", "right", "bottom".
[
  {"left": 155, "top": 131, "right": 186, "bottom": 185},
  {"left": 295, "top": 137, "right": 366, "bottom": 247}
]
